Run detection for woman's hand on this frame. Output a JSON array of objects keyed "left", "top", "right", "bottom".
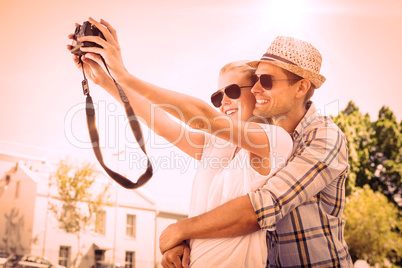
[
  {"left": 67, "top": 23, "right": 112, "bottom": 87},
  {"left": 160, "top": 222, "right": 186, "bottom": 254},
  {"left": 75, "top": 17, "right": 129, "bottom": 83},
  {"left": 161, "top": 242, "right": 190, "bottom": 268}
]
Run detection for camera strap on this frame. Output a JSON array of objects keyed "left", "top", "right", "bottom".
[{"left": 80, "top": 60, "right": 153, "bottom": 189}]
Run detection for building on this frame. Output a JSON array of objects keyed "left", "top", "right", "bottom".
[{"left": 0, "top": 148, "right": 187, "bottom": 268}]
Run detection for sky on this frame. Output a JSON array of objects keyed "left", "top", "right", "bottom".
[{"left": 1, "top": 0, "right": 402, "bottom": 212}]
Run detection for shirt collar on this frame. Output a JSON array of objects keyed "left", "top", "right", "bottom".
[{"left": 294, "top": 101, "right": 316, "bottom": 138}]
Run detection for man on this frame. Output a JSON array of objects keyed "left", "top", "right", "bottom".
[{"left": 160, "top": 36, "right": 353, "bottom": 267}]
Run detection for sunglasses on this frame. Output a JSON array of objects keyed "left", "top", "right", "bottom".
[
  {"left": 210, "top": 84, "right": 254, "bottom": 108},
  {"left": 256, "top": 74, "right": 301, "bottom": 90}
]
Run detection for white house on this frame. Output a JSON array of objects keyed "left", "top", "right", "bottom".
[{"left": 0, "top": 149, "right": 187, "bottom": 268}]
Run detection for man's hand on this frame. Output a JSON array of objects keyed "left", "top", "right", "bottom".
[
  {"left": 160, "top": 196, "right": 259, "bottom": 254},
  {"left": 160, "top": 222, "right": 185, "bottom": 254},
  {"left": 161, "top": 242, "right": 190, "bottom": 268}
]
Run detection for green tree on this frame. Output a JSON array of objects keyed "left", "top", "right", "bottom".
[
  {"left": 370, "top": 106, "right": 402, "bottom": 208},
  {"left": 332, "top": 101, "right": 375, "bottom": 195},
  {"left": 344, "top": 186, "right": 402, "bottom": 265},
  {"left": 334, "top": 102, "right": 402, "bottom": 265},
  {"left": 50, "top": 161, "right": 111, "bottom": 268},
  {"left": 333, "top": 102, "right": 402, "bottom": 208}
]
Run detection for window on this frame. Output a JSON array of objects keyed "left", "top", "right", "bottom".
[
  {"left": 5, "top": 174, "right": 10, "bottom": 185},
  {"left": 95, "top": 210, "right": 106, "bottom": 235},
  {"left": 125, "top": 251, "right": 135, "bottom": 268},
  {"left": 15, "top": 181, "right": 20, "bottom": 199},
  {"left": 94, "top": 249, "right": 105, "bottom": 262},
  {"left": 126, "top": 214, "right": 136, "bottom": 238},
  {"left": 59, "top": 246, "right": 71, "bottom": 267}
]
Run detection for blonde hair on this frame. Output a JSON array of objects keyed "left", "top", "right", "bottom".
[{"left": 219, "top": 60, "right": 256, "bottom": 81}]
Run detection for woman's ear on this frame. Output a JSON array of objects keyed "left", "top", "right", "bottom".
[{"left": 295, "top": 79, "right": 311, "bottom": 99}]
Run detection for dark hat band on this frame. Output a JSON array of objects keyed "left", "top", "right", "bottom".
[{"left": 260, "top": 53, "right": 297, "bottom": 66}]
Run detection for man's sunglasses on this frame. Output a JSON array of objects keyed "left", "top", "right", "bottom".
[
  {"left": 210, "top": 84, "right": 254, "bottom": 108},
  {"left": 256, "top": 74, "right": 301, "bottom": 90}
]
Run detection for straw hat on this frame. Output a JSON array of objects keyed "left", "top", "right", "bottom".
[{"left": 248, "top": 36, "right": 326, "bottom": 89}]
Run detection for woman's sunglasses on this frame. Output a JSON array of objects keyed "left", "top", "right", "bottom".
[{"left": 210, "top": 84, "right": 254, "bottom": 108}]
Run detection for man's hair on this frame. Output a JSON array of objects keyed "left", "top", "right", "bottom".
[
  {"left": 283, "top": 69, "right": 316, "bottom": 103},
  {"left": 220, "top": 60, "right": 256, "bottom": 81}
]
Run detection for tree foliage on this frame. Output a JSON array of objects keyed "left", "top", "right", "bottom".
[
  {"left": 332, "top": 101, "right": 402, "bottom": 265},
  {"left": 332, "top": 101, "right": 375, "bottom": 196},
  {"left": 50, "top": 161, "right": 111, "bottom": 234},
  {"left": 344, "top": 186, "right": 402, "bottom": 265},
  {"left": 332, "top": 101, "right": 402, "bottom": 207},
  {"left": 370, "top": 107, "right": 402, "bottom": 206},
  {"left": 49, "top": 161, "right": 111, "bottom": 267}
]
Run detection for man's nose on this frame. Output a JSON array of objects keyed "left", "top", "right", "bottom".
[{"left": 251, "top": 82, "right": 264, "bottom": 95}]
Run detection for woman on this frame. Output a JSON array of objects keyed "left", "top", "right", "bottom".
[{"left": 68, "top": 18, "right": 293, "bottom": 267}]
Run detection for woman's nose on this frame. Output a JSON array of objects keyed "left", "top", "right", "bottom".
[
  {"left": 219, "top": 94, "right": 232, "bottom": 111},
  {"left": 221, "top": 93, "right": 232, "bottom": 106}
]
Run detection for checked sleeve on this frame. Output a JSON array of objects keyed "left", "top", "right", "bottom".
[{"left": 248, "top": 118, "right": 349, "bottom": 231}]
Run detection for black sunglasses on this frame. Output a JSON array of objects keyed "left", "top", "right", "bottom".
[
  {"left": 210, "top": 84, "right": 254, "bottom": 108},
  {"left": 256, "top": 74, "right": 301, "bottom": 90}
]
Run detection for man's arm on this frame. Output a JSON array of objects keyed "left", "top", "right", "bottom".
[
  {"left": 160, "top": 124, "right": 349, "bottom": 253},
  {"left": 159, "top": 195, "right": 260, "bottom": 253}
]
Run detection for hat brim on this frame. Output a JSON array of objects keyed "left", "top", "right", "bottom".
[{"left": 248, "top": 60, "right": 326, "bottom": 89}]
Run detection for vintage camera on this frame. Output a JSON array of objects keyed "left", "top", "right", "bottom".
[{"left": 70, "top": 21, "right": 106, "bottom": 56}]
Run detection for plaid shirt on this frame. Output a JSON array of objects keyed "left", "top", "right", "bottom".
[{"left": 249, "top": 102, "right": 353, "bottom": 267}]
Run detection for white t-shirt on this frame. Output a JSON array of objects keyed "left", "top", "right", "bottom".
[{"left": 188, "top": 124, "right": 293, "bottom": 268}]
